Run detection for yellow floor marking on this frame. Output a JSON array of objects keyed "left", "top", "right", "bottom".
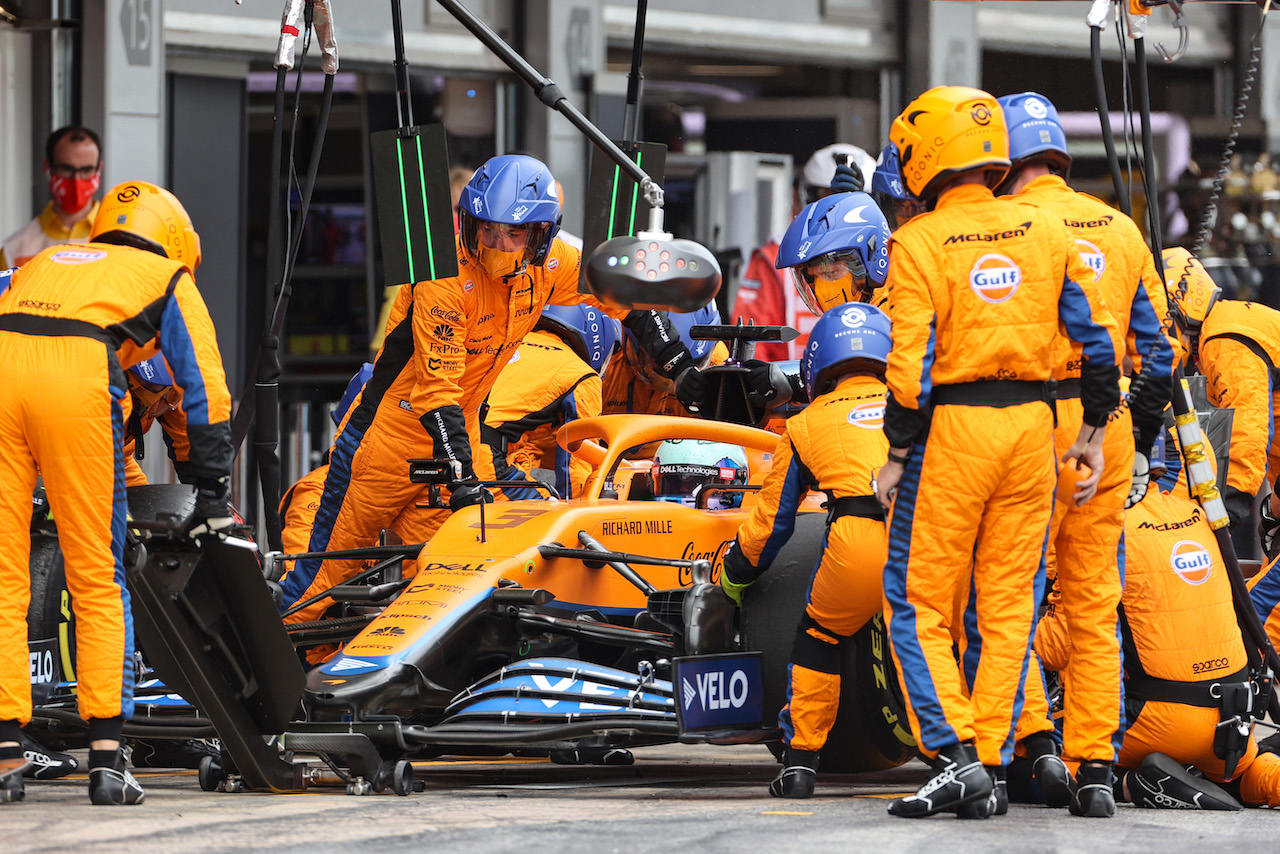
[{"left": 760, "top": 810, "right": 813, "bottom": 815}]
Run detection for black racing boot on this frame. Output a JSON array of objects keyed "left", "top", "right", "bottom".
[
  {"left": 88, "top": 749, "right": 146, "bottom": 806},
  {"left": 1069, "top": 761, "right": 1115, "bottom": 817},
  {"left": 952, "top": 765, "right": 1007, "bottom": 818},
  {"left": 19, "top": 731, "right": 79, "bottom": 779},
  {"left": 548, "top": 747, "right": 634, "bottom": 766},
  {"left": 1025, "top": 732, "right": 1075, "bottom": 808},
  {"left": 888, "top": 742, "right": 992, "bottom": 818},
  {"left": 1123, "top": 753, "right": 1243, "bottom": 811},
  {"left": 769, "top": 747, "right": 819, "bottom": 799}
]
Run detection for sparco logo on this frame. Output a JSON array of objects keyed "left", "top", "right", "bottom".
[
  {"left": 1170, "top": 540, "right": 1212, "bottom": 585},
  {"left": 968, "top": 254, "right": 1021, "bottom": 304},
  {"left": 1074, "top": 238, "right": 1105, "bottom": 283},
  {"left": 944, "top": 222, "right": 1031, "bottom": 244},
  {"left": 430, "top": 306, "right": 462, "bottom": 323}
]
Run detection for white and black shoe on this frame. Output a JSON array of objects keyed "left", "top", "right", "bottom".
[
  {"left": 19, "top": 731, "right": 78, "bottom": 780},
  {"left": 89, "top": 752, "right": 146, "bottom": 806},
  {"left": 889, "top": 742, "right": 993, "bottom": 819},
  {"left": 1024, "top": 734, "right": 1075, "bottom": 808},
  {"left": 1126, "top": 753, "right": 1242, "bottom": 811}
]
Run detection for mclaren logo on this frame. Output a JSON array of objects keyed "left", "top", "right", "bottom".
[
  {"left": 944, "top": 222, "right": 1032, "bottom": 244},
  {"left": 969, "top": 254, "right": 1021, "bottom": 304},
  {"left": 1170, "top": 540, "right": 1213, "bottom": 585}
]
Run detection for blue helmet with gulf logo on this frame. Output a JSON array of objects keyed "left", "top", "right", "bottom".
[
  {"left": 997, "top": 92, "right": 1071, "bottom": 184},
  {"left": 776, "top": 192, "right": 892, "bottom": 315},
  {"left": 457, "top": 154, "right": 562, "bottom": 273},
  {"left": 800, "top": 302, "right": 892, "bottom": 399},
  {"left": 537, "top": 303, "right": 620, "bottom": 375}
]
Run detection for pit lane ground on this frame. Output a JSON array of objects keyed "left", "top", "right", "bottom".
[{"left": 4, "top": 744, "right": 1276, "bottom": 853}]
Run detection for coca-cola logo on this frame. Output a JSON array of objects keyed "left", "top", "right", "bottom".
[
  {"left": 430, "top": 306, "right": 463, "bottom": 324},
  {"left": 677, "top": 540, "right": 732, "bottom": 586}
]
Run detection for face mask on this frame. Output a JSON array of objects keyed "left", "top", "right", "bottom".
[
  {"left": 477, "top": 245, "right": 527, "bottom": 281},
  {"left": 48, "top": 173, "right": 100, "bottom": 215}
]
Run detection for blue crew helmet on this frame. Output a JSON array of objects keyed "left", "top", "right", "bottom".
[
  {"left": 996, "top": 92, "right": 1071, "bottom": 193},
  {"left": 870, "top": 144, "right": 927, "bottom": 231},
  {"left": 457, "top": 154, "right": 562, "bottom": 279},
  {"left": 537, "top": 304, "right": 620, "bottom": 376},
  {"left": 800, "top": 302, "right": 893, "bottom": 399},
  {"left": 650, "top": 439, "right": 749, "bottom": 509},
  {"left": 776, "top": 192, "right": 892, "bottom": 315}
]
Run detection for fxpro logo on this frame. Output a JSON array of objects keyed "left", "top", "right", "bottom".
[
  {"left": 1075, "top": 238, "right": 1106, "bottom": 282},
  {"left": 969, "top": 254, "right": 1021, "bottom": 304},
  {"left": 1170, "top": 540, "right": 1213, "bottom": 585},
  {"left": 682, "top": 668, "right": 750, "bottom": 712},
  {"left": 847, "top": 402, "right": 885, "bottom": 429}
]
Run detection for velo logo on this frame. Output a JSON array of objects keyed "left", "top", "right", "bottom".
[
  {"left": 969, "top": 254, "right": 1021, "bottom": 304},
  {"left": 1170, "top": 540, "right": 1213, "bottom": 585}
]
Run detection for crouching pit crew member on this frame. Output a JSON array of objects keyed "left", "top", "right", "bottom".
[
  {"left": 0, "top": 181, "right": 233, "bottom": 805},
  {"left": 720, "top": 303, "right": 894, "bottom": 798},
  {"left": 874, "top": 86, "right": 1120, "bottom": 820}
]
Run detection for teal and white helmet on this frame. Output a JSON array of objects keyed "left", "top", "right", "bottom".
[{"left": 651, "top": 439, "right": 749, "bottom": 508}]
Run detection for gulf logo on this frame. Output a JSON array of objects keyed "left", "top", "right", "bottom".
[
  {"left": 50, "top": 249, "right": 107, "bottom": 265},
  {"left": 969, "top": 254, "right": 1021, "bottom": 304},
  {"left": 1075, "top": 239, "right": 1106, "bottom": 282},
  {"left": 1170, "top": 539, "right": 1213, "bottom": 585},
  {"left": 847, "top": 401, "right": 885, "bottom": 429},
  {"left": 546, "top": 257, "right": 559, "bottom": 270}
]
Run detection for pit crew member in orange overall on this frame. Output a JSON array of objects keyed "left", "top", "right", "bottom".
[
  {"left": 874, "top": 86, "right": 1120, "bottom": 820},
  {"left": 1165, "top": 247, "right": 1280, "bottom": 527},
  {"left": 720, "top": 302, "right": 892, "bottom": 799},
  {"left": 279, "top": 154, "right": 702, "bottom": 625},
  {"left": 995, "top": 91, "right": 1177, "bottom": 813},
  {"left": 1035, "top": 434, "right": 1280, "bottom": 809},
  {"left": 119, "top": 355, "right": 192, "bottom": 488},
  {"left": 601, "top": 303, "right": 724, "bottom": 418},
  {"left": 482, "top": 303, "right": 618, "bottom": 500},
  {"left": 0, "top": 181, "right": 233, "bottom": 806}
]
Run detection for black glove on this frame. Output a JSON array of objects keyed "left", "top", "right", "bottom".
[
  {"left": 744, "top": 359, "right": 794, "bottom": 409},
  {"left": 190, "top": 475, "right": 234, "bottom": 538},
  {"left": 624, "top": 310, "right": 695, "bottom": 381},
  {"left": 830, "top": 162, "right": 864, "bottom": 194},
  {"left": 449, "top": 483, "right": 494, "bottom": 512},
  {"left": 674, "top": 366, "right": 707, "bottom": 413}
]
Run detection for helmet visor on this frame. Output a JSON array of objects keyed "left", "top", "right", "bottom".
[
  {"left": 652, "top": 462, "right": 736, "bottom": 502},
  {"left": 790, "top": 249, "right": 868, "bottom": 315}
]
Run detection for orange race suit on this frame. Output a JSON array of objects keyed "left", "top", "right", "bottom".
[
  {"left": 882, "top": 182, "right": 1120, "bottom": 768},
  {"left": 601, "top": 342, "right": 730, "bottom": 417},
  {"left": 0, "top": 242, "right": 232, "bottom": 729},
  {"left": 1197, "top": 299, "right": 1280, "bottom": 525},
  {"left": 1004, "top": 175, "right": 1176, "bottom": 766},
  {"left": 121, "top": 374, "right": 191, "bottom": 488},
  {"left": 279, "top": 237, "right": 675, "bottom": 624},
  {"left": 722, "top": 374, "right": 888, "bottom": 755},
  {"left": 1037, "top": 487, "right": 1280, "bottom": 805},
  {"left": 480, "top": 328, "right": 601, "bottom": 501}
]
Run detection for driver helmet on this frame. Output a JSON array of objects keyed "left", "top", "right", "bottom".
[
  {"left": 126, "top": 355, "right": 179, "bottom": 422},
  {"left": 801, "top": 143, "right": 878, "bottom": 206},
  {"left": 623, "top": 304, "right": 720, "bottom": 387},
  {"left": 776, "top": 192, "right": 892, "bottom": 315},
  {"left": 457, "top": 154, "right": 562, "bottom": 280},
  {"left": 651, "top": 439, "right": 749, "bottom": 509},
  {"left": 870, "top": 144, "right": 927, "bottom": 231}
]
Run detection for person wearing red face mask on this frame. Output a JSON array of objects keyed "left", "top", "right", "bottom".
[{"left": 1, "top": 126, "right": 103, "bottom": 269}]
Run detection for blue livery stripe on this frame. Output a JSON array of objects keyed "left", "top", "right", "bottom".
[
  {"left": 159, "top": 294, "right": 213, "bottom": 426},
  {"left": 1058, "top": 276, "right": 1114, "bottom": 365},
  {"left": 756, "top": 451, "right": 807, "bottom": 568}
]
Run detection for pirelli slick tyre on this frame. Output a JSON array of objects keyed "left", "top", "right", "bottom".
[
  {"left": 740, "top": 512, "right": 914, "bottom": 773},
  {"left": 27, "top": 535, "right": 75, "bottom": 703}
]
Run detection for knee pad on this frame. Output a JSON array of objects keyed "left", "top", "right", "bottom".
[{"left": 790, "top": 614, "right": 845, "bottom": 674}]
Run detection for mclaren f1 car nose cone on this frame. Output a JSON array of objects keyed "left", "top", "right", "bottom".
[{"left": 585, "top": 235, "right": 721, "bottom": 312}]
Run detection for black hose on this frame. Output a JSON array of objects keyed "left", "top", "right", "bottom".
[
  {"left": 1134, "top": 39, "right": 1164, "bottom": 260},
  {"left": 1092, "top": 25, "right": 1130, "bottom": 216}
]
